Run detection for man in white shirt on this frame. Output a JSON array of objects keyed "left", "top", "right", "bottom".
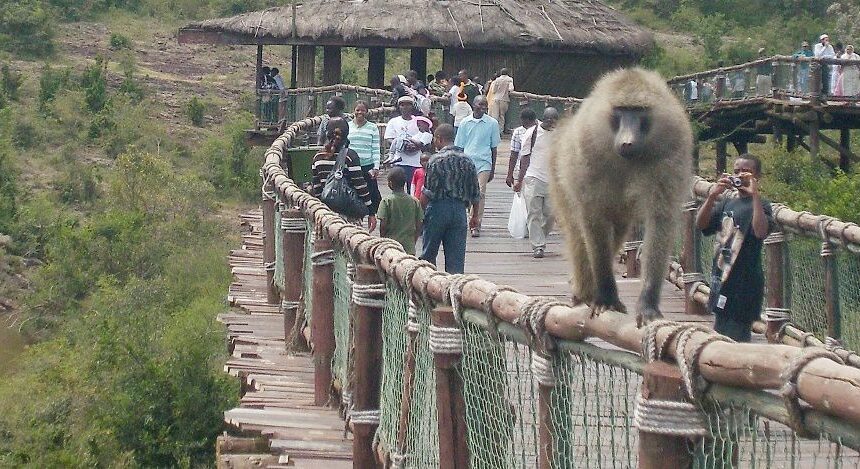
[
  {"left": 384, "top": 96, "right": 423, "bottom": 193},
  {"left": 489, "top": 68, "right": 515, "bottom": 134},
  {"left": 514, "top": 107, "right": 558, "bottom": 258},
  {"left": 814, "top": 33, "right": 836, "bottom": 95}
]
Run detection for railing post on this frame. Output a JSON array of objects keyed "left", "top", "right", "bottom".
[
  {"left": 637, "top": 361, "right": 696, "bottom": 469},
  {"left": 311, "top": 235, "right": 336, "bottom": 406},
  {"left": 681, "top": 200, "right": 707, "bottom": 315},
  {"left": 281, "top": 208, "right": 306, "bottom": 347},
  {"left": 533, "top": 354, "right": 556, "bottom": 469},
  {"left": 351, "top": 264, "right": 385, "bottom": 468},
  {"left": 431, "top": 306, "right": 470, "bottom": 469},
  {"left": 395, "top": 303, "right": 420, "bottom": 465},
  {"left": 822, "top": 239, "right": 841, "bottom": 340},
  {"left": 624, "top": 230, "right": 642, "bottom": 278},
  {"left": 810, "top": 60, "right": 822, "bottom": 105},
  {"left": 714, "top": 73, "right": 725, "bottom": 101},
  {"left": 261, "top": 171, "right": 280, "bottom": 305},
  {"left": 763, "top": 231, "right": 790, "bottom": 342}
]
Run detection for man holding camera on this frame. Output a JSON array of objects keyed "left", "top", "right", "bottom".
[{"left": 696, "top": 155, "right": 774, "bottom": 342}]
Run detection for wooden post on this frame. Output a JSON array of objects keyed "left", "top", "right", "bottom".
[
  {"left": 637, "top": 362, "right": 694, "bottom": 469},
  {"left": 716, "top": 140, "right": 728, "bottom": 175},
  {"left": 312, "top": 235, "right": 336, "bottom": 406},
  {"left": 395, "top": 305, "right": 420, "bottom": 464},
  {"left": 534, "top": 355, "right": 555, "bottom": 469},
  {"left": 432, "top": 306, "right": 469, "bottom": 469},
  {"left": 410, "top": 48, "right": 428, "bottom": 82},
  {"left": 368, "top": 47, "right": 386, "bottom": 89},
  {"left": 290, "top": 45, "right": 298, "bottom": 89},
  {"left": 624, "top": 238, "right": 641, "bottom": 279},
  {"left": 809, "top": 116, "right": 820, "bottom": 160},
  {"left": 352, "top": 265, "right": 385, "bottom": 468},
  {"left": 822, "top": 241, "right": 841, "bottom": 340},
  {"left": 255, "top": 44, "right": 263, "bottom": 127},
  {"left": 261, "top": 173, "right": 280, "bottom": 305},
  {"left": 809, "top": 60, "right": 822, "bottom": 105},
  {"left": 323, "top": 46, "right": 342, "bottom": 85},
  {"left": 714, "top": 73, "right": 725, "bottom": 101},
  {"left": 281, "top": 208, "right": 306, "bottom": 346},
  {"left": 296, "top": 45, "right": 316, "bottom": 87},
  {"left": 764, "top": 232, "right": 789, "bottom": 342},
  {"left": 733, "top": 140, "right": 748, "bottom": 155},
  {"left": 681, "top": 201, "right": 708, "bottom": 315},
  {"left": 840, "top": 128, "right": 851, "bottom": 172}
]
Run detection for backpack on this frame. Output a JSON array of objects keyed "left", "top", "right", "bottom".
[{"left": 320, "top": 146, "right": 369, "bottom": 219}]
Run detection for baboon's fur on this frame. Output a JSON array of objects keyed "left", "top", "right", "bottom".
[{"left": 549, "top": 67, "right": 692, "bottom": 324}]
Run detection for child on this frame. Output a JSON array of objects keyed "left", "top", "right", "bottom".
[
  {"left": 411, "top": 153, "right": 431, "bottom": 200},
  {"left": 413, "top": 116, "right": 434, "bottom": 152},
  {"left": 452, "top": 92, "right": 472, "bottom": 133},
  {"left": 378, "top": 167, "right": 424, "bottom": 255}
]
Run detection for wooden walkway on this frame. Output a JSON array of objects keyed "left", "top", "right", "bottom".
[{"left": 218, "top": 138, "right": 721, "bottom": 467}]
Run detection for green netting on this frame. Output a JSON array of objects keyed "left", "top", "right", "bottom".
[
  {"left": 274, "top": 201, "right": 285, "bottom": 291},
  {"left": 551, "top": 348, "right": 641, "bottom": 469},
  {"left": 788, "top": 238, "right": 829, "bottom": 338},
  {"left": 700, "top": 232, "right": 716, "bottom": 283},
  {"left": 689, "top": 400, "right": 860, "bottom": 468},
  {"left": 332, "top": 250, "right": 352, "bottom": 395},
  {"left": 301, "top": 221, "right": 314, "bottom": 327},
  {"left": 461, "top": 322, "right": 540, "bottom": 469},
  {"left": 377, "top": 282, "right": 410, "bottom": 459},
  {"left": 403, "top": 300, "right": 439, "bottom": 469},
  {"left": 838, "top": 250, "right": 860, "bottom": 351}
]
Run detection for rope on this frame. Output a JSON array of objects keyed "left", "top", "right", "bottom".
[
  {"left": 446, "top": 274, "right": 481, "bottom": 323},
  {"left": 763, "top": 231, "right": 785, "bottom": 245},
  {"left": 818, "top": 216, "right": 837, "bottom": 257},
  {"left": 676, "top": 327, "right": 733, "bottom": 401},
  {"left": 281, "top": 216, "right": 307, "bottom": 233},
  {"left": 779, "top": 348, "right": 843, "bottom": 436},
  {"left": 623, "top": 240, "right": 643, "bottom": 251},
  {"left": 352, "top": 283, "right": 386, "bottom": 308},
  {"left": 402, "top": 260, "right": 436, "bottom": 305},
  {"left": 763, "top": 307, "right": 791, "bottom": 321},
  {"left": 311, "top": 249, "right": 335, "bottom": 266},
  {"left": 406, "top": 301, "right": 420, "bottom": 333},
  {"left": 349, "top": 409, "right": 381, "bottom": 425},
  {"left": 481, "top": 285, "right": 518, "bottom": 338},
  {"left": 390, "top": 452, "right": 409, "bottom": 468},
  {"left": 633, "top": 393, "right": 708, "bottom": 437},
  {"left": 428, "top": 324, "right": 463, "bottom": 354},
  {"left": 681, "top": 272, "right": 705, "bottom": 284},
  {"left": 530, "top": 353, "right": 556, "bottom": 387},
  {"left": 682, "top": 200, "right": 698, "bottom": 212},
  {"left": 281, "top": 300, "right": 301, "bottom": 309},
  {"left": 516, "top": 297, "right": 569, "bottom": 354},
  {"left": 823, "top": 336, "right": 860, "bottom": 367},
  {"left": 264, "top": 261, "right": 276, "bottom": 272}
]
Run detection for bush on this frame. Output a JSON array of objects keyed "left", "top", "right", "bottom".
[
  {"left": 1, "top": 64, "right": 23, "bottom": 101},
  {"left": 57, "top": 160, "right": 101, "bottom": 205},
  {"left": 0, "top": 137, "right": 16, "bottom": 235},
  {"left": 11, "top": 114, "right": 39, "bottom": 149},
  {"left": 109, "top": 33, "right": 132, "bottom": 50},
  {"left": 81, "top": 57, "right": 108, "bottom": 113},
  {"left": 196, "top": 112, "right": 260, "bottom": 199},
  {"left": 186, "top": 96, "right": 205, "bottom": 126},
  {"left": 38, "top": 64, "right": 71, "bottom": 113},
  {"left": 0, "top": 0, "right": 54, "bottom": 57}
]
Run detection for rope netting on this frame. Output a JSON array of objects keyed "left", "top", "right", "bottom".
[
  {"left": 300, "top": 220, "right": 313, "bottom": 329},
  {"left": 402, "top": 298, "right": 440, "bottom": 468},
  {"left": 376, "top": 281, "right": 409, "bottom": 461},
  {"left": 788, "top": 238, "right": 829, "bottom": 338},
  {"left": 273, "top": 202, "right": 284, "bottom": 290},
  {"left": 333, "top": 250, "right": 353, "bottom": 398},
  {"left": 838, "top": 251, "right": 860, "bottom": 351},
  {"left": 688, "top": 400, "right": 860, "bottom": 468}
]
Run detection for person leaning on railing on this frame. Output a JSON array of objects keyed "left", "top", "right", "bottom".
[
  {"left": 696, "top": 154, "right": 774, "bottom": 342},
  {"left": 348, "top": 100, "right": 382, "bottom": 231},
  {"left": 311, "top": 117, "right": 374, "bottom": 227}
]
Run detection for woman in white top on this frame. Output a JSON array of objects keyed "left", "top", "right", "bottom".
[{"left": 841, "top": 45, "right": 860, "bottom": 96}]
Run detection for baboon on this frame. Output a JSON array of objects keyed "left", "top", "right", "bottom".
[{"left": 549, "top": 67, "right": 693, "bottom": 325}]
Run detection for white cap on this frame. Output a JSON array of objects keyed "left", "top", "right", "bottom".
[
  {"left": 820, "top": 34, "right": 829, "bottom": 40},
  {"left": 397, "top": 95, "right": 415, "bottom": 104}
]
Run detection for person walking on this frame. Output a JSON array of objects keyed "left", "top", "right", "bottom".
[
  {"left": 454, "top": 95, "right": 500, "bottom": 237},
  {"left": 348, "top": 100, "right": 382, "bottom": 231},
  {"left": 317, "top": 96, "right": 349, "bottom": 145},
  {"left": 378, "top": 167, "right": 423, "bottom": 255},
  {"left": 505, "top": 108, "right": 539, "bottom": 188},
  {"left": 419, "top": 124, "right": 481, "bottom": 274},
  {"left": 513, "top": 108, "right": 558, "bottom": 258},
  {"left": 489, "top": 68, "right": 514, "bottom": 134},
  {"left": 384, "top": 96, "right": 423, "bottom": 193}
]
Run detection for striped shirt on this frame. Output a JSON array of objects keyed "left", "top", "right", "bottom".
[
  {"left": 423, "top": 145, "right": 481, "bottom": 205},
  {"left": 348, "top": 120, "right": 381, "bottom": 168},
  {"left": 311, "top": 148, "right": 372, "bottom": 212}
]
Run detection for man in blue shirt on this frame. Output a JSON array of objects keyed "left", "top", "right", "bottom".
[{"left": 454, "top": 95, "right": 501, "bottom": 237}]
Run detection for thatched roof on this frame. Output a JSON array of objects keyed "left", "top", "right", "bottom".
[{"left": 181, "top": 0, "right": 653, "bottom": 56}]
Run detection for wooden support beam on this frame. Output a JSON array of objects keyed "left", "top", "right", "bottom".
[
  {"left": 262, "top": 176, "right": 280, "bottom": 305},
  {"left": 840, "top": 128, "right": 851, "bottom": 172},
  {"left": 311, "top": 236, "right": 335, "bottom": 406},
  {"left": 637, "top": 362, "right": 694, "bottom": 469},
  {"left": 255, "top": 44, "right": 263, "bottom": 126},
  {"left": 432, "top": 306, "right": 470, "bottom": 469},
  {"left": 764, "top": 232, "right": 789, "bottom": 343},
  {"left": 733, "top": 141, "right": 748, "bottom": 155},
  {"left": 322, "top": 46, "right": 342, "bottom": 85},
  {"left": 290, "top": 45, "right": 298, "bottom": 89},
  {"left": 281, "top": 208, "right": 306, "bottom": 349},
  {"left": 410, "top": 48, "right": 428, "bottom": 83},
  {"left": 770, "top": 112, "right": 859, "bottom": 163},
  {"left": 295, "top": 45, "right": 316, "bottom": 88},
  {"left": 681, "top": 201, "right": 707, "bottom": 316},
  {"left": 822, "top": 242, "right": 841, "bottom": 340},
  {"left": 368, "top": 47, "right": 385, "bottom": 89},
  {"left": 352, "top": 265, "right": 385, "bottom": 468},
  {"left": 716, "top": 140, "right": 728, "bottom": 175}
]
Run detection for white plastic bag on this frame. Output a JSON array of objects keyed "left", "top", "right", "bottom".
[{"left": 507, "top": 193, "right": 528, "bottom": 239}]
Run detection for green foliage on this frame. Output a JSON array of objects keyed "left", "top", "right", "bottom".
[
  {"left": 186, "top": 96, "right": 205, "bottom": 127},
  {"left": 109, "top": 32, "right": 132, "bottom": 50},
  {"left": 196, "top": 112, "right": 260, "bottom": 199},
  {"left": 38, "top": 64, "right": 71, "bottom": 113},
  {"left": 0, "top": 132, "right": 16, "bottom": 235},
  {"left": 81, "top": 57, "right": 108, "bottom": 113},
  {"left": 0, "top": 0, "right": 54, "bottom": 57},
  {"left": 57, "top": 159, "right": 101, "bottom": 205},
  {"left": 1, "top": 64, "right": 23, "bottom": 101}
]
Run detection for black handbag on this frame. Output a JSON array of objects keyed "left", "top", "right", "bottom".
[{"left": 320, "top": 146, "right": 369, "bottom": 219}]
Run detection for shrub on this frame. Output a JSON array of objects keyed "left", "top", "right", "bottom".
[
  {"left": 109, "top": 33, "right": 132, "bottom": 50},
  {"left": 0, "top": 0, "right": 54, "bottom": 57},
  {"left": 0, "top": 137, "right": 16, "bottom": 234},
  {"left": 81, "top": 57, "right": 108, "bottom": 113},
  {"left": 57, "top": 161, "right": 101, "bottom": 205},
  {"left": 38, "top": 65, "right": 72, "bottom": 113},
  {"left": 11, "top": 114, "right": 39, "bottom": 149},
  {"left": 186, "top": 96, "right": 205, "bottom": 126},
  {"left": 1, "top": 64, "right": 23, "bottom": 101}
]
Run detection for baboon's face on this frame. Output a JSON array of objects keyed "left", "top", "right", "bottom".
[{"left": 610, "top": 106, "right": 651, "bottom": 160}]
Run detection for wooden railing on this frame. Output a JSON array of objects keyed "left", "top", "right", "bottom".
[{"left": 253, "top": 112, "right": 860, "bottom": 468}]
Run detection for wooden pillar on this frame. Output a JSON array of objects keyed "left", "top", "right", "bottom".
[
  {"left": 714, "top": 73, "right": 725, "bottom": 101},
  {"left": 534, "top": 355, "right": 555, "bottom": 469},
  {"left": 822, "top": 241, "right": 841, "bottom": 340},
  {"left": 368, "top": 47, "right": 386, "bottom": 88},
  {"left": 681, "top": 201, "right": 707, "bottom": 315},
  {"left": 624, "top": 237, "right": 641, "bottom": 279},
  {"left": 312, "top": 236, "right": 335, "bottom": 406},
  {"left": 787, "top": 133, "right": 798, "bottom": 152},
  {"left": 637, "top": 362, "right": 694, "bottom": 469},
  {"left": 431, "top": 306, "right": 469, "bottom": 469},
  {"left": 352, "top": 265, "right": 385, "bottom": 468},
  {"left": 255, "top": 44, "right": 263, "bottom": 126},
  {"left": 395, "top": 305, "right": 420, "bottom": 464},
  {"left": 261, "top": 173, "right": 279, "bottom": 305},
  {"left": 281, "top": 208, "right": 306, "bottom": 347},
  {"left": 296, "top": 45, "right": 316, "bottom": 87},
  {"left": 810, "top": 60, "right": 822, "bottom": 105},
  {"left": 733, "top": 140, "right": 748, "bottom": 155},
  {"left": 840, "top": 128, "right": 851, "bottom": 172},
  {"left": 716, "top": 140, "right": 728, "bottom": 175},
  {"left": 410, "top": 48, "right": 428, "bottom": 82},
  {"left": 323, "top": 46, "right": 342, "bottom": 85},
  {"left": 764, "top": 232, "right": 789, "bottom": 342},
  {"left": 809, "top": 117, "right": 820, "bottom": 160}
]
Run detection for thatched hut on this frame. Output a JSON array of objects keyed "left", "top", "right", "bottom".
[{"left": 178, "top": 0, "right": 653, "bottom": 97}]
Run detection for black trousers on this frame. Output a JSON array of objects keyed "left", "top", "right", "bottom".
[{"left": 361, "top": 164, "right": 382, "bottom": 215}]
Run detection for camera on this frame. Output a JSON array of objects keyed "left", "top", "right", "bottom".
[{"left": 728, "top": 175, "right": 745, "bottom": 187}]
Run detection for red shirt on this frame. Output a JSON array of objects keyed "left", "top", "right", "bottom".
[{"left": 411, "top": 167, "right": 426, "bottom": 200}]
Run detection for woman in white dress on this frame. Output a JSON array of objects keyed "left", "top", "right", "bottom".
[{"left": 840, "top": 45, "right": 860, "bottom": 96}]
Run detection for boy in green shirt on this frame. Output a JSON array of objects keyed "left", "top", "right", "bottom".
[{"left": 378, "top": 167, "right": 424, "bottom": 255}]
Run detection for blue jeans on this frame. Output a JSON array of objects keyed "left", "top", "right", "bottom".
[
  {"left": 420, "top": 198, "right": 468, "bottom": 274},
  {"left": 396, "top": 164, "right": 418, "bottom": 194}
]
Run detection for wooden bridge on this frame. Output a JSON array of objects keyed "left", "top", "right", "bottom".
[{"left": 212, "top": 99, "right": 860, "bottom": 468}]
